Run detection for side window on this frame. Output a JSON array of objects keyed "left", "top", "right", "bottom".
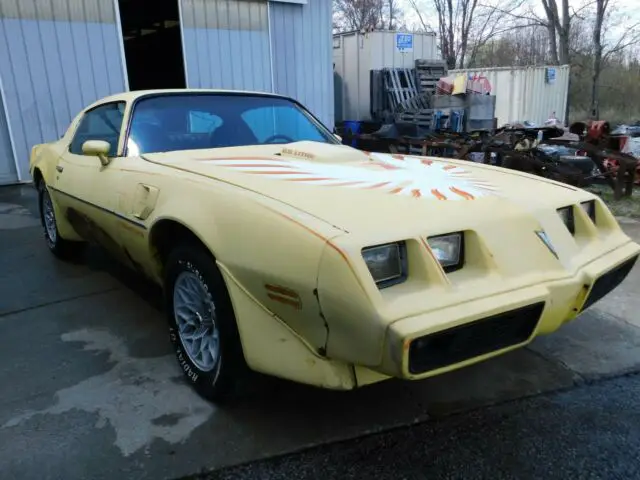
[
  {"left": 189, "top": 111, "right": 222, "bottom": 134},
  {"left": 69, "top": 102, "right": 125, "bottom": 156}
]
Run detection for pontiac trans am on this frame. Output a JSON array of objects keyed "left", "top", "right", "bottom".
[{"left": 29, "top": 89, "right": 640, "bottom": 402}]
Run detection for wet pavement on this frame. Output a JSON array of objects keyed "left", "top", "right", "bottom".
[
  {"left": 203, "top": 373, "right": 640, "bottom": 480},
  {"left": 1, "top": 183, "right": 639, "bottom": 480}
]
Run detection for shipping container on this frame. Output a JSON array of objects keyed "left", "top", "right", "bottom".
[
  {"left": 450, "top": 65, "right": 570, "bottom": 127},
  {"left": 333, "top": 30, "right": 439, "bottom": 123}
]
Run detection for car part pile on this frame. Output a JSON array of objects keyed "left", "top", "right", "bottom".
[
  {"left": 339, "top": 120, "right": 639, "bottom": 196},
  {"left": 550, "top": 120, "right": 639, "bottom": 198}
]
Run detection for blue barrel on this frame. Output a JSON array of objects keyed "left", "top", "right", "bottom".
[{"left": 343, "top": 121, "right": 362, "bottom": 146}]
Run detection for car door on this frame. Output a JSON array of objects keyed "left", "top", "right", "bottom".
[
  {"left": 84, "top": 102, "right": 163, "bottom": 277},
  {"left": 53, "top": 101, "right": 128, "bottom": 257}
]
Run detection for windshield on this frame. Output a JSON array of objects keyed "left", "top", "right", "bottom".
[{"left": 126, "top": 93, "right": 337, "bottom": 155}]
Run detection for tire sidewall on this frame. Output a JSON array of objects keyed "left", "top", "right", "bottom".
[
  {"left": 37, "top": 180, "right": 58, "bottom": 251},
  {"left": 164, "top": 246, "right": 245, "bottom": 401}
]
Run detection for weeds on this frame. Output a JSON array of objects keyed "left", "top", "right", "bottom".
[{"left": 585, "top": 184, "right": 640, "bottom": 218}]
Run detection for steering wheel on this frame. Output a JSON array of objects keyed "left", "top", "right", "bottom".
[{"left": 263, "top": 134, "right": 294, "bottom": 144}]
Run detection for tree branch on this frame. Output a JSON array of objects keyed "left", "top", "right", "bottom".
[{"left": 603, "top": 25, "right": 640, "bottom": 61}]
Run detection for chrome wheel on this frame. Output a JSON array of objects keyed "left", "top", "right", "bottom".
[
  {"left": 173, "top": 270, "right": 220, "bottom": 372},
  {"left": 42, "top": 188, "right": 57, "bottom": 244}
]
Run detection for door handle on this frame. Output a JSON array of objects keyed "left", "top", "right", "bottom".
[{"left": 56, "top": 165, "right": 64, "bottom": 173}]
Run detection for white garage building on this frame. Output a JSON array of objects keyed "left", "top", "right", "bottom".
[{"left": 0, "top": 0, "right": 334, "bottom": 185}]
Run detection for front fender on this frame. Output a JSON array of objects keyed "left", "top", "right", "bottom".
[{"left": 150, "top": 182, "right": 345, "bottom": 352}]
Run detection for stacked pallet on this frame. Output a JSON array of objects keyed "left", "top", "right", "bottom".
[
  {"left": 368, "top": 59, "right": 468, "bottom": 134},
  {"left": 414, "top": 59, "right": 447, "bottom": 95},
  {"left": 370, "top": 67, "right": 431, "bottom": 121},
  {"left": 396, "top": 110, "right": 434, "bottom": 130},
  {"left": 396, "top": 108, "right": 465, "bottom": 132},
  {"left": 382, "top": 68, "right": 429, "bottom": 113}
]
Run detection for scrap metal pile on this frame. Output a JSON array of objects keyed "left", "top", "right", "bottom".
[{"left": 340, "top": 120, "right": 639, "bottom": 199}]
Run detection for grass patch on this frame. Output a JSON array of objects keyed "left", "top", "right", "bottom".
[{"left": 585, "top": 184, "right": 640, "bottom": 218}]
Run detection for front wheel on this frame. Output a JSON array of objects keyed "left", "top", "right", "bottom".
[
  {"left": 164, "top": 244, "right": 249, "bottom": 403},
  {"left": 37, "top": 180, "right": 85, "bottom": 260}
]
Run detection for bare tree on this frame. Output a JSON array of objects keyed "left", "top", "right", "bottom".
[
  {"left": 333, "top": 0, "right": 383, "bottom": 31},
  {"left": 386, "top": 0, "right": 401, "bottom": 30},
  {"left": 408, "top": 0, "right": 526, "bottom": 69},
  {"left": 487, "top": 0, "right": 594, "bottom": 65},
  {"left": 471, "top": 24, "right": 552, "bottom": 66},
  {"left": 590, "top": 1, "right": 640, "bottom": 118},
  {"left": 540, "top": 0, "right": 568, "bottom": 64},
  {"left": 333, "top": 0, "right": 403, "bottom": 32}
]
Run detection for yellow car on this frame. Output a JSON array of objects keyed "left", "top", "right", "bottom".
[{"left": 30, "top": 89, "right": 640, "bottom": 403}]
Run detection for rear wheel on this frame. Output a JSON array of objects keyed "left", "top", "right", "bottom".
[
  {"left": 164, "top": 244, "right": 248, "bottom": 403},
  {"left": 37, "top": 180, "right": 85, "bottom": 260}
]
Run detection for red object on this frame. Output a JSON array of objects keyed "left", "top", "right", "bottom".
[
  {"left": 436, "top": 76, "right": 454, "bottom": 95},
  {"left": 586, "top": 120, "right": 610, "bottom": 141},
  {"left": 466, "top": 75, "right": 491, "bottom": 94},
  {"left": 602, "top": 156, "right": 640, "bottom": 186}
]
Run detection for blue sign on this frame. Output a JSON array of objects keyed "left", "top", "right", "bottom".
[
  {"left": 546, "top": 67, "right": 556, "bottom": 84},
  {"left": 396, "top": 33, "right": 413, "bottom": 52}
]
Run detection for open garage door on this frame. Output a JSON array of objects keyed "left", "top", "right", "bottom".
[{"left": 179, "top": 0, "right": 272, "bottom": 92}]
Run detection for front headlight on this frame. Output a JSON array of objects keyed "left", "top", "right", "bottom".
[
  {"left": 557, "top": 206, "right": 575, "bottom": 234},
  {"left": 580, "top": 200, "right": 596, "bottom": 223},
  {"left": 427, "top": 232, "right": 464, "bottom": 272},
  {"left": 362, "top": 242, "right": 407, "bottom": 288}
]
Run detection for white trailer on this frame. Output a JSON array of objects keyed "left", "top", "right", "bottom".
[
  {"left": 333, "top": 30, "right": 440, "bottom": 123},
  {"left": 450, "top": 65, "right": 571, "bottom": 127}
]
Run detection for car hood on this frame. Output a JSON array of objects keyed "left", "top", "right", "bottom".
[{"left": 144, "top": 141, "right": 589, "bottom": 234}]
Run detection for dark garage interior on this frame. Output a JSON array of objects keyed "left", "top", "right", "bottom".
[{"left": 117, "top": 0, "right": 186, "bottom": 91}]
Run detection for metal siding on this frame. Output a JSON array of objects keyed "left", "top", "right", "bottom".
[
  {"left": 180, "top": 0, "right": 271, "bottom": 92},
  {"left": 333, "top": 31, "right": 439, "bottom": 122},
  {"left": 0, "top": 0, "right": 126, "bottom": 183},
  {"left": 0, "top": 81, "right": 17, "bottom": 184},
  {"left": 270, "top": 0, "right": 333, "bottom": 129},
  {"left": 450, "top": 65, "right": 570, "bottom": 126}
]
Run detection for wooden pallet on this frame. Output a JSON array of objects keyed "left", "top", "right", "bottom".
[
  {"left": 396, "top": 110, "right": 434, "bottom": 129},
  {"left": 415, "top": 59, "right": 447, "bottom": 70},
  {"left": 418, "top": 80, "right": 438, "bottom": 89},
  {"left": 415, "top": 60, "right": 447, "bottom": 95}
]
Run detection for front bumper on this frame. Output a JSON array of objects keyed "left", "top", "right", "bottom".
[{"left": 382, "top": 240, "right": 640, "bottom": 380}]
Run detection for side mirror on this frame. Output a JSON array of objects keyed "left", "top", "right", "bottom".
[{"left": 82, "top": 140, "right": 111, "bottom": 166}]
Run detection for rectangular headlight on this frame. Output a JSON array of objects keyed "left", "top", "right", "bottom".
[
  {"left": 557, "top": 206, "right": 575, "bottom": 234},
  {"left": 362, "top": 242, "right": 407, "bottom": 288},
  {"left": 580, "top": 200, "right": 596, "bottom": 223},
  {"left": 427, "top": 232, "right": 464, "bottom": 272}
]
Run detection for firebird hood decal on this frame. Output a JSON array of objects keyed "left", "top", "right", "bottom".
[{"left": 200, "top": 152, "right": 500, "bottom": 201}]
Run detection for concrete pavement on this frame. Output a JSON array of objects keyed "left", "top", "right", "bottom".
[{"left": 0, "top": 184, "right": 639, "bottom": 480}]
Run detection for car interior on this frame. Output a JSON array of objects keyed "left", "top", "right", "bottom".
[{"left": 125, "top": 94, "right": 335, "bottom": 155}]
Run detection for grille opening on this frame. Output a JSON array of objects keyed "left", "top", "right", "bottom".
[
  {"left": 581, "top": 255, "right": 638, "bottom": 312},
  {"left": 408, "top": 302, "right": 545, "bottom": 374}
]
